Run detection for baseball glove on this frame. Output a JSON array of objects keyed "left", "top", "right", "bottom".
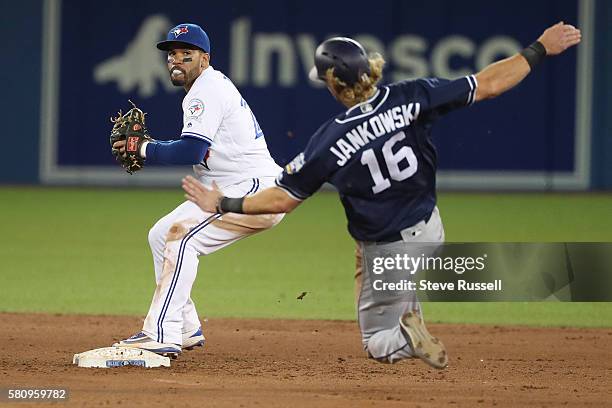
[{"left": 109, "top": 101, "right": 152, "bottom": 174}]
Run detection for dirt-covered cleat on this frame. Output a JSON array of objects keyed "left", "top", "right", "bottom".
[
  {"left": 182, "top": 327, "right": 205, "bottom": 350},
  {"left": 400, "top": 311, "right": 448, "bottom": 369},
  {"left": 113, "top": 332, "right": 181, "bottom": 358}
]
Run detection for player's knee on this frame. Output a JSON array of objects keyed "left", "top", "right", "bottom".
[
  {"left": 148, "top": 220, "right": 169, "bottom": 248},
  {"left": 367, "top": 352, "right": 393, "bottom": 364},
  {"left": 165, "top": 222, "right": 190, "bottom": 242}
]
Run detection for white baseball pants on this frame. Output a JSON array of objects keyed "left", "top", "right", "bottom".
[{"left": 141, "top": 177, "right": 283, "bottom": 345}]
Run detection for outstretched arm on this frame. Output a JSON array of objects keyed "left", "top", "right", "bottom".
[
  {"left": 112, "top": 137, "right": 209, "bottom": 165},
  {"left": 475, "top": 22, "right": 581, "bottom": 101},
  {"left": 182, "top": 175, "right": 301, "bottom": 214}
]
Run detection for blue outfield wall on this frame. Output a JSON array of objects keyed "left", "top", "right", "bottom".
[
  {"left": 0, "top": 0, "right": 610, "bottom": 189},
  {"left": 591, "top": 0, "right": 612, "bottom": 190},
  {"left": 0, "top": 0, "right": 41, "bottom": 183}
]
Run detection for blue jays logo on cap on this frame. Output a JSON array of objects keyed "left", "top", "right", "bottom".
[
  {"left": 157, "top": 23, "right": 211, "bottom": 53},
  {"left": 172, "top": 26, "right": 189, "bottom": 38}
]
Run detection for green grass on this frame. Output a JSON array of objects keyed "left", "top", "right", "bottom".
[
  {"left": 439, "top": 192, "right": 612, "bottom": 242},
  {"left": 1, "top": 187, "right": 611, "bottom": 327}
]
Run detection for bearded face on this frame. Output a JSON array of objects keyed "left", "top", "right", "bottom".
[{"left": 167, "top": 48, "right": 208, "bottom": 88}]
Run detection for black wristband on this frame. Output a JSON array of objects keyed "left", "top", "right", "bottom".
[
  {"left": 520, "top": 41, "right": 547, "bottom": 70},
  {"left": 217, "top": 196, "right": 245, "bottom": 214}
]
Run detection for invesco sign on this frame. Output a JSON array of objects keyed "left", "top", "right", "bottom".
[{"left": 228, "top": 17, "right": 522, "bottom": 87}]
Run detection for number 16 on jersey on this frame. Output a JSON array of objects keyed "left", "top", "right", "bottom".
[{"left": 360, "top": 131, "right": 418, "bottom": 194}]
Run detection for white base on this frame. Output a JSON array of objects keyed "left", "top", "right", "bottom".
[{"left": 73, "top": 347, "right": 171, "bottom": 368}]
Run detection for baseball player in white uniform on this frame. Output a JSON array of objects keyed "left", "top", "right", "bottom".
[{"left": 111, "top": 23, "right": 283, "bottom": 357}]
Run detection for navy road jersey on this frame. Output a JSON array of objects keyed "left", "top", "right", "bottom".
[{"left": 276, "top": 75, "right": 478, "bottom": 242}]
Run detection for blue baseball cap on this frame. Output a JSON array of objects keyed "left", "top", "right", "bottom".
[{"left": 156, "top": 23, "right": 211, "bottom": 53}]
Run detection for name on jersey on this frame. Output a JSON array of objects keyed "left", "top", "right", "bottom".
[{"left": 330, "top": 103, "right": 421, "bottom": 166}]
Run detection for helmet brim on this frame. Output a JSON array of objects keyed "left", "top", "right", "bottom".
[{"left": 308, "top": 66, "right": 325, "bottom": 84}]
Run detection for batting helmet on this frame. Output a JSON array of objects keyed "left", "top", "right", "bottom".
[{"left": 308, "top": 37, "right": 371, "bottom": 86}]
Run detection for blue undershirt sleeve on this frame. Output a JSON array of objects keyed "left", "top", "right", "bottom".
[{"left": 145, "top": 137, "right": 210, "bottom": 165}]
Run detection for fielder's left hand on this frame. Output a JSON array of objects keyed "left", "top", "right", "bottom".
[
  {"left": 182, "top": 175, "right": 222, "bottom": 213},
  {"left": 112, "top": 139, "right": 127, "bottom": 157}
]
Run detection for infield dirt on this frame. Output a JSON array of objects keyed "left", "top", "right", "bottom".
[{"left": 1, "top": 313, "right": 611, "bottom": 407}]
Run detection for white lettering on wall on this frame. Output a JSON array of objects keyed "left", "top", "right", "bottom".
[{"left": 228, "top": 17, "right": 523, "bottom": 88}]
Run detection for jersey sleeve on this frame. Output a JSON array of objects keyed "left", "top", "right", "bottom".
[
  {"left": 274, "top": 123, "right": 334, "bottom": 201},
  {"left": 180, "top": 93, "right": 224, "bottom": 144},
  {"left": 401, "top": 75, "right": 477, "bottom": 117}
]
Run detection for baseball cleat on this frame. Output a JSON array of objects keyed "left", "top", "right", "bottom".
[
  {"left": 113, "top": 332, "right": 181, "bottom": 359},
  {"left": 182, "top": 326, "right": 205, "bottom": 350},
  {"left": 399, "top": 311, "right": 448, "bottom": 369}
]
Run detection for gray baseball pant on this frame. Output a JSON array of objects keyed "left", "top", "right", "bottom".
[{"left": 354, "top": 207, "right": 444, "bottom": 363}]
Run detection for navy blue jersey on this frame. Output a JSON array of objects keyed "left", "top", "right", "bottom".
[{"left": 276, "top": 75, "right": 477, "bottom": 242}]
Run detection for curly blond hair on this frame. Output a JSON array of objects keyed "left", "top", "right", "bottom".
[{"left": 325, "top": 53, "right": 385, "bottom": 106}]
